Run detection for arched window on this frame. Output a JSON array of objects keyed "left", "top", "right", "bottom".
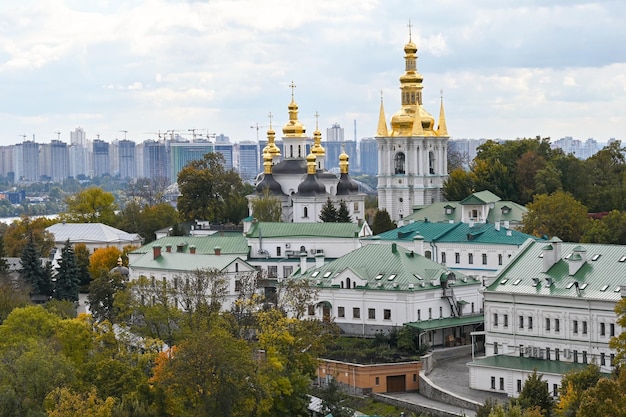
[
  {"left": 290, "top": 145, "right": 293, "bottom": 157},
  {"left": 298, "top": 145, "right": 302, "bottom": 158},
  {"left": 346, "top": 277, "right": 351, "bottom": 289},
  {"left": 300, "top": 246, "right": 306, "bottom": 253},
  {"left": 425, "top": 250, "right": 432, "bottom": 260},
  {"left": 429, "top": 151, "right": 435, "bottom": 174},
  {"left": 394, "top": 152, "right": 405, "bottom": 175},
  {"left": 303, "top": 207, "right": 308, "bottom": 218}
]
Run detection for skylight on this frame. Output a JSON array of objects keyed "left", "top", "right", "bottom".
[
  {"left": 323, "top": 271, "right": 332, "bottom": 278},
  {"left": 513, "top": 279, "right": 521, "bottom": 285},
  {"left": 620, "top": 255, "right": 626, "bottom": 262},
  {"left": 615, "top": 287, "right": 622, "bottom": 292},
  {"left": 591, "top": 254, "right": 601, "bottom": 261},
  {"left": 375, "top": 274, "right": 383, "bottom": 280},
  {"left": 500, "top": 278, "right": 509, "bottom": 285},
  {"left": 538, "top": 253, "right": 544, "bottom": 258},
  {"left": 387, "top": 274, "right": 397, "bottom": 281},
  {"left": 311, "top": 271, "right": 320, "bottom": 277},
  {"left": 580, "top": 283, "right": 588, "bottom": 290},
  {"left": 600, "top": 285, "right": 609, "bottom": 292},
  {"left": 566, "top": 282, "right": 574, "bottom": 289},
  {"left": 564, "top": 253, "right": 572, "bottom": 260},
  {"left": 413, "top": 273, "right": 423, "bottom": 280}
]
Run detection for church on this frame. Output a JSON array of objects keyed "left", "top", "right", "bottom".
[
  {"left": 377, "top": 31, "right": 450, "bottom": 222},
  {"left": 248, "top": 87, "right": 366, "bottom": 223}
]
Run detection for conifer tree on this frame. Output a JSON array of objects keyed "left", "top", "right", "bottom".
[
  {"left": 319, "top": 197, "right": 338, "bottom": 222},
  {"left": 54, "top": 239, "right": 81, "bottom": 302},
  {"left": 19, "top": 233, "right": 52, "bottom": 300},
  {"left": 337, "top": 200, "right": 352, "bottom": 223},
  {"left": 372, "top": 208, "right": 396, "bottom": 235}
]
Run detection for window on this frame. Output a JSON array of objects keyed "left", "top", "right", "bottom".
[
  {"left": 583, "top": 351, "right": 587, "bottom": 364},
  {"left": 353, "top": 308, "right": 360, "bottom": 319},
  {"left": 338, "top": 307, "right": 345, "bottom": 318},
  {"left": 494, "top": 342, "right": 498, "bottom": 354},
  {"left": 583, "top": 321, "right": 588, "bottom": 335},
  {"left": 307, "top": 305, "right": 316, "bottom": 316},
  {"left": 368, "top": 308, "right": 376, "bottom": 319},
  {"left": 439, "top": 306, "right": 443, "bottom": 318},
  {"left": 546, "top": 347, "right": 551, "bottom": 360},
  {"left": 235, "top": 280, "right": 242, "bottom": 292},
  {"left": 498, "top": 254, "right": 503, "bottom": 266},
  {"left": 546, "top": 318, "right": 551, "bottom": 331},
  {"left": 601, "top": 322, "right": 606, "bottom": 336},
  {"left": 520, "top": 345, "right": 524, "bottom": 357},
  {"left": 499, "top": 378, "right": 504, "bottom": 391},
  {"left": 468, "top": 253, "right": 474, "bottom": 264},
  {"left": 517, "top": 379, "right": 522, "bottom": 393},
  {"left": 519, "top": 316, "right": 524, "bottom": 329},
  {"left": 601, "top": 352, "right": 606, "bottom": 366},
  {"left": 276, "top": 246, "right": 281, "bottom": 257},
  {"left": 573, "top": 350, "right": 578, "bottom": 363},
  {"left": 493, "top": 313, "right": 499, "bottom": 327},
  {"left": 555, "top": 318, "right": 560, "bottom": 333},
  {"left": 611, "top": 354, "right": 615, "bottom": 366},
  {"left": 384, "top": 309, "right": 391, "bottom": 320},
  {"left": 303, "top": 207, "right": 308, "bottom": 218},
  {"left": 504, "top": 314, "right": 509, "bottom": 328},
  {"left": 482, "top": 253, "right": 488, "bottom": 265},
  {"left": 611, "top": 323, "right": 615, "bottom": 336},
  {"left": 553, "top": 384, "right": 559, "bottom": 397},
  {"left": 455, "top": 253, "right": 460, "bottom": 264},
  {"left": 441, "top": 252, "right": 447, "bottom": 264},
  {"left": 425, "top": 250, "right": 432, "bottom": 260},
  {"left": 472, "top": 302, "right": 475, "bottom": 313},
  {"left": 429, "top": 308, "right": 432, "bottom": 319},
  {"left": 413, "top": 373, "right": 417, "bottom": 382},
  {"left": 417, "top": 309, "right": 421, "bottom": 321},
  {"left": 268, "top": 266, "right": 278, "bottom": 278},
  {"left": 353, "top": 202, "right": 359, "bottom": 212},
  {"left": 283, "top": 266, "right": 293, "bottom": 278},
  {"left": 428, "top": 151, "right": 435, "bottom": 174},
  {"left": 491, "top": 377, "right": 496, "bottom": 390},
  {"left": 394, "top": 152, "right": 406, "bottom": 174},
  {"left": 573, "top": 320, "right": 578, "bottom": 334},
  {"left": 528, "top": 316, "right": 533, "bottom": 330},
  {"left": 555, "top": 348, "right": 560, "bottom": 361}
]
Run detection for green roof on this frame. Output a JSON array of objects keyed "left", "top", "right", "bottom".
[
  {"left": 469, "top": 355, "right": 605, "bottom": 376},
  {"left": 131, "top": 234, "right": 249, "bottom": 255},
  {"left": 246, "top": 222, "right": 361, "bottom": 239},
  {"left": 294, "top": 243, "right": 478, "bottom": 292},
  {"left": 130, "top": 251, "right": 252, "bottom": 272},
  {"left": 460, "top": 190, "right": 501, "bottom": 205},
  {"left": 486, "top": 201, "right": 528, "bottom": 224},
  {"left": 367, "top": 221, "right": 539, "bottom": 246},
  {"left": 486, "top": 240, "right": 626, "bottom": 301},
  {"left": 405, "top": 315, "right": 484, "bottom": 331}
]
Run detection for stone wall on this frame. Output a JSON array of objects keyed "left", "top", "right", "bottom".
[
  {"left": 370, "top": 393, "right": 462, "bottom": 417},
  {"left": 419, "top": 371, "right": 481, "bottom": 411}
]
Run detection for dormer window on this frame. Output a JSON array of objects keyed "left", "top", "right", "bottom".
[
  {"left": 501, "top": 206, "right": 511, "bottom": 215},
  {"left": 444, "top": 205, "right": 455, "bottom": 215}
]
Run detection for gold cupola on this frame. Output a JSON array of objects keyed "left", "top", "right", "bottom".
[
  {"left": 282, "top": 81, "right": 307, "bottom": 138},
  {"left": 263, "top": 112, "right": 281, "bottom": 160},
  {"left": 311, "top": 111, "right": 326, "bottom": 170},
  {"left": 339, "top": 146, "right": 349, "bottom": 174},
  {"left": 390, "top": 25, "right": 437, "bottom": 137}
]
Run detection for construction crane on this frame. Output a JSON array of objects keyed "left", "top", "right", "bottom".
[
  {"left": 54, "top": 131, "right": 61, "bottom": 140},
  {"left": 119, "top": 130, "right": 128, "bottom": 140},
  {"left": 19, "top": 134, "right": 26, "bottom": 142},
  {"left": 144, "top": 131, "right": 164, "bottom": 140},
  {"left": 250, "top": 123, "right": 266, "bottom": 141}
]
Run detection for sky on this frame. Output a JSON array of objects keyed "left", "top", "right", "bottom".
[{"left": 1, "top": 0, "right": 625, "bottom": 146}]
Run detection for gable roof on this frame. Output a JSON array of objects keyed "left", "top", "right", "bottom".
[
  {"left": 486, "top": 240, "right": 626, "bottom": 301},
  {"left": 460, "top": 190, "right": 501, "bottom": 205},
  {"left": 47, "top": 222, "right": 142, "bottom": 245},
  {"left": 366, "top": 221, "right": 539, "bottom": 246},
  {"left": 130, "top": 251, "right": 253, "bottom": 273},
  {"left": 294, "top": 243, "right": 477, "bottom": 292},
  {"left": 246, "top": 222, "right": 361, "bottom": 239},
  {"left": 131, "top": 233, "right": 249, "bottom": 255}
]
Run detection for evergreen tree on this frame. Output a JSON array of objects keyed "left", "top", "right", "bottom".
[
  {"left": 54, "top": 239, "right": 81, "bottom": 302},
  {"left": 372, "top": 208, "right": 396, "bottom": 235},
  {"left": 19, "top": 233, "right": 52, "bottom": 300},
  {"left": 517, "top": 370, "right": 554, "bottom": 416},
  {"left": 319, "top": 378, "right": 354, "bottom": 417},
  {"left": 319, "top": 197, "right": 338, "bottom": 222},
  {"left": 337, "top": 200, "right": 352, "bottom": 223}
]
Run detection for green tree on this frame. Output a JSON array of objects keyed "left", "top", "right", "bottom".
[
  {"left": 177, "top": 152, "right": 249, "bottom": 224},
  {"left": 87, "top": 271, "right": 126, "bottom": 323},
  {"left": 61, "top": 186, "right": 118, "bottom": 224},
  {"left": 610, "top": 297, "right": 626, "bottom": 366},
  {"left": 251, "top": 188, "right": 283, "bottom": 222},
  {"left": 19, "top": 233, "right": 52, "bottom": 300},
  {"left": 319, "top": 377, "right": 353, "bottom": 417},
  {"left": 577, "top": 377, "right": 626, "bottom": 417},
  {"left": 534, "top": 164, "right": 563, "bottom": 196},
  {"left": 517, "top": 370, "right": 554, "bottom": 416},
  {"left": 74, "top": 243, "right": 92, "bottom": 290},
  {"left": 116, "top": 201, "right": 179, "bottom": 244},
  {"left": 319, "top": 197, "right": 338, "bottom": 222},
  {"left": 371, "top": 208, "right": 396, "bottom": 235},
  {"left": 3, "top": 215, "right": 56, "bottom": 257},
  {"left": 582, "top": 210, "right": 626, "bottom": 244},
  {"left": 556, "top": 365, "right": 601, "bottom": 417},
  {"left": 515, "top": 151, "right": 547, "bottom": 205},
  {"left": 522, "top": 192, "right": 589, "bottom": 242},
  {"left": 582, "top": 141, "right": 626, "bottom": 212},
  {"left": 53, "top": 239, "right": 81, "bottom": 302},
  {"left": 443, "top": 168, "right": 474, "bottom": 201},
  {"left": 337, "top": 200, "right": 352, "bottom": 223}
]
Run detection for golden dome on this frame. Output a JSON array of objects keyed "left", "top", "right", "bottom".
[
  {"left": 404, "top": 40, "right": 417, "bottom": 55},
  {"left": 306, "top": 152, "right": 316, "bottom": 174},
  {"left": 311, "top": 112, "right": 325, "bottom": 156},
  {"left": 264, "top": 123, "right": 281, "bottom": 157},
  {"left": 282, "top": 81, "right": 307, "bottom": 138},
  {"left": 339, "top": 147, "right": 349, "bottom": 174}
]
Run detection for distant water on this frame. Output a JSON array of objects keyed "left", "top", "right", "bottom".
[{"left": 0, "top": 214, "right": 59, "bottom": 224}]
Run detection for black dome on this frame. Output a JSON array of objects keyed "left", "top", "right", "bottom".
[
  {"left": 336, "top": 173, "right": 359, "bottom": 195},
  {"left": 297, "top": 174, "right": 326, "bottom": 196},
  {"left": 256, "top": 173, "right": 285, "bottom": 195},
  {"left": 272, "top": 159, "right": 307, "bottom": 174}
]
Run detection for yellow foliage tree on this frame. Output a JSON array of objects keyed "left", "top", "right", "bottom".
[
  {"left": 45, "top": 387, "right": 116, "bottom": 417},
  {"left": 88, "top": 246, "right": 122, "bottom": 279}
]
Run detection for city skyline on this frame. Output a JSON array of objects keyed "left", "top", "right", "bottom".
[{"left": 1, "top": 1, "right": 625, "bottom": 146}]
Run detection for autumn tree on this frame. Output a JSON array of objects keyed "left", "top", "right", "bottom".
[
  {"left": 522, "top": 192, "right": 589, "bottom": 241},
  {"left": 319, "top": 197, "right": 338, "bottom": 222},
  {"left": 251, "top": 188, "right": 283, "bottom": 222},
  {"left": 611, "top": 297, "right": 626, "bottom": 366},
  {"left": 177, "top": 152, "right": 249, "bottom": 224},
  {"left": 337, "top": 200, "right": 352, "bottom": 223},
  {"left": 88, "top": 246, "right": 122, "bottom": 279},
  {"left": 61, "top": 186, "right": 118, "bottom": 224},
  {"left": 556, "top": 365, "right": 601, "bottom": 417},
  {"left": 3, "top": 215, "right": 56, "bottom": 257},
  {"left": 577, "top": 377, "right": 626, "bottom": 417},
  {"left": 53, "top": 239, "right": 81, "bottom": 302},
  {"left": 371, "top": 208, "right": 396, "bottom": 235}
]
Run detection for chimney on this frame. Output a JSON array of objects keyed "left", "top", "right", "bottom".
[
  {"left": 214, "top": 246, "right": 221, "bottom": 256},
  {"left": 541, "top": 237, "right": 562, "bottom": 272},
  {"left": 166, "top": 244, "right": 172, "bottom": 253},
  {"left": 568, "top": 245, "right": 586, "bottom": 275},
  {"left": 153, "top": 245, "right": 162, "bottom": 260},
  {"left": 413, "top": 234, "right": 425, "bottom": 256},
  {"left": 315, "top": 252, "right": 325, "bottom": 268},
  {"left": 189, "top": 245, "right": 196, "bottom": 254},
  {"left": 392, "top": 243, "right": 398, "bottom": 254},
  {"left": 300, "top": 251, "right": 308, "bottom": 273},
  {"left": 495, "top": 221, "right": 500, "bottom": 231}
]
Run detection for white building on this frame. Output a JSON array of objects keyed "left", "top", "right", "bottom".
[
  {"left": 468, "top": 238, "right": 624, "bottom": 397},
  {"left": 377, "top": 34, "right": 449, "bottom": 222},
  {"left": 46, "top": 222, "right": 143, "bottom": 253}
]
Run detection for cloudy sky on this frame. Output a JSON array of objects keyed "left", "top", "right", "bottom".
[{"left": 1, "top": 0, "right": 625, "bottom": 146}]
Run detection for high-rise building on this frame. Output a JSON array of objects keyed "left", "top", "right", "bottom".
[
  {"left": 326, "top": 123, "right": 344, "bottom": 142},
  {"left": 70, "top": 127, "right": 86, "bottom": 146},
  {"left": 69, "top": 144, "right": 88, "bottom": 179},
  {"left": 40, "top": 140, "right": 69, "bottom": 181},
  {"left": 13, "top": 141, "right": 39, "bottom": 182},
  {"left": 376, "top": 34, "right": 449, "bottom": 221},
  {"left": 215, "top": 143, "right": 234, "bottom": 170},
  {"left": 359, "top": 137, "right": 378, "bottom": 175},
  {"left": 118, "top": 139, "right": 137, "bottom": 179},
  {"left": 169, "top": 140, "right": 213, "bottom": 181},
  {"left": 92, "top": 139, "right": 110, "bottom": 177},
  {"left": 140, "top": 140, "right": 168, "bottom": 181},
  {"left": 324, "top": 140, "right": 356, "bottom": 171},
  {"left": 0, "top": 146, "right": 14, "bottom": 178},
  {"left": 237, "top": 141, "right": 259, "bottom": 182}
]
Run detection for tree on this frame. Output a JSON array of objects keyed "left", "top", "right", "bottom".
[
  {"left": 556, "top": 365, "right": 601, "bottom": 417},
  {"left": 115, "top": 201, "right": 180, "bottom": 243},
  {"left": 534, "top": 164, "right": 562, "bottom": 196},
  {"left": 88, "top": 271, "right": 126, "bottom": 323},
  {"left": 74, "top": 243, "right": 92, "bottom": 290},
  {"left": 88, "top": 246, "right": 122, "bottom": 280},
  {"left": 319, "top": 377, "right": 353, "bottom": 417},
  {"left": 45, "top": 387, "right": 116, "bottom": 417},
  {"left": 251, "top": 188, "right": 283, "bottom": 222},
  {"left": 582, "top": 210, "right": 626, "bottom": 244},
  {"left": 443, "top": 168, "right": 474, "bottom": 201},
  {"left": 611, "top": 296, "right": 626, "bottom": 366},
  {"left": 177, "top": 152, "right": 249, "bottom": 224},
  {"left": 53, "top": 239, "right": 81, "bottom": 302},
  {"left": 515, "top": 151, "right": 547, "bottom": 205},
  {"left": 19, "top": 233, "right": 52, "bottom": 300},
  {"left": 337, "top": 200, "right": 352, "bottom": 223},
  {"left": 61, "top": 186, "right": 118, "bottom": 224},
  {"left": 319, "top": 197, "right": 338, "bottom": 222},
  {"left": 371, "top": 208, "right": 396, "bottom": 235},
  {"left": 522, "top": 192, "right": 589, "bottom": 242},
  {"left": 517, "top": 370, "right": 554, "bottom": 416},
  {"left": 3, "top": 215, "right": 56, "bottom": 257},
  {"left": 577, "top": 377, "right": 626, "bottom": 417}
]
